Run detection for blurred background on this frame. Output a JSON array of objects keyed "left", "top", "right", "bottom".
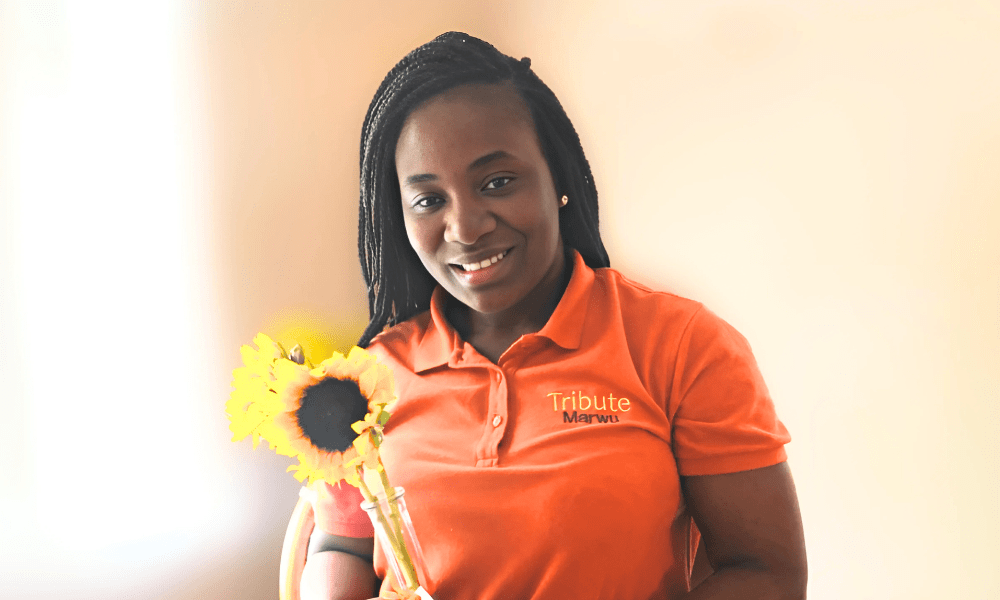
[{"left": 1, "top": 1, "right": 997, "bottom": 598}]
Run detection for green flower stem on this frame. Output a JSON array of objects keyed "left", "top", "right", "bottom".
[
  {"left": 355, "top": 472, "right": 399, "bottom": 549},
  {"left": 376, "top": 459, "right": 418, "bottom": 589},
  {"left": 356, "top": 467, "right": 420, "bottom": 591}
]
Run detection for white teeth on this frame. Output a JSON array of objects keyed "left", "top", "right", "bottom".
[{"left": 460, "top": 250, "right": 507, "bottom": 272}]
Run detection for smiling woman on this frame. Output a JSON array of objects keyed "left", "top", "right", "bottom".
[
  {"left": 396, "top": 84, "right": 567, "bottom": 359},
  {"left": 301, "top": 32, "right": 805, "bottom": 600}
]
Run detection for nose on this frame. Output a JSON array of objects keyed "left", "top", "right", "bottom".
[{"left": 443, "top": 196, "right": 496, "bottom": 245}]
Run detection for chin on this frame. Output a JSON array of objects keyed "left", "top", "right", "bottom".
[{"left": 455, "top": 294, "right": 511, "bottom": 316}]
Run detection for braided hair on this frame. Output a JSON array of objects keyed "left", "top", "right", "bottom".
[{"left": 357, "top": 32, "right": 610, "bottom": 347}]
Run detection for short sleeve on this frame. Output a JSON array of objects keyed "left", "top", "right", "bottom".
[
  {"left": 669, "top": 306, "right": 790, "bottom": 476},
  {"left": 310, "top": 480, "right": 374, "bottom": 538}
]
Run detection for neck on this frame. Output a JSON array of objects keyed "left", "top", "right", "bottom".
[{"left": 448, "top": 247, "right": 572, "bottom": 361}]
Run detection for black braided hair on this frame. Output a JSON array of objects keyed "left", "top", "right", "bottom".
[{"left": 357, "top": 32, "right": 610, "bottom": 347}]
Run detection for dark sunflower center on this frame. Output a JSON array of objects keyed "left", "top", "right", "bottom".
[{"left": 296, "top": 377, "right": 369, "bottom": 453}]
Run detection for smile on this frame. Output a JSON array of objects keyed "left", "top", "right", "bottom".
[{"left": 455, "top": 249, "right": 510, "bottom": 272}]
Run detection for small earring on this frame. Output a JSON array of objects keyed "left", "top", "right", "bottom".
[{"left": 560, "top": 195, "right": 569, "bottom": 207}]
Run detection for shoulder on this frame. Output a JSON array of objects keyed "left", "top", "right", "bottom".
[
  {"left": 590, "top": 266, "right": 706, "bottom": 334},
  {"left": 365, "top": 311, "right": 432, "bottom": 371},
  {"left": 585, "top": 267, "right": 760, "bottom": 395}
]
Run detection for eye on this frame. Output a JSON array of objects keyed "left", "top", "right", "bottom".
[
  {"left": 483, "top": 176, "right": 514, "bottom": 191},
  {"left": 410, "top": 195, "right": 443, "bottom": 211}
]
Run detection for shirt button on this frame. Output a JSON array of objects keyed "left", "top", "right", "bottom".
[{"left": 492, "top": 415, "right": 502, "bottom": 427}]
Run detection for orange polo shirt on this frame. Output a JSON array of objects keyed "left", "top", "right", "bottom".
[{"left": 314, "top": 250, "right": 790, "bottom": 599}]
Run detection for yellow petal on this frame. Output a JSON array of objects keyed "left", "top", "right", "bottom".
[
  {"left": 347, "top": 345, "right": 377, "bottom": 372},
  {"left": 287, "top": 462, "right": 310, "bottom": 482},
  {"left": 342, "top": 469, "right": 361, "bottom": 488},
  {"left": 231, "top": 365, "right": 258, "bottom": 384},
  {"left": 229, "top": 410, "right": 268, "bottom": 442},
  {"left": 253, "top": 332, "right": 285, "bottom": 359},
  {"left": 271, "top": 359, "right": 314, "bottom": 401},
  {"left": 316, "top": 352, "right": 345, "bottom": 377},
  {"left": 240, "top": 346, "right": 272, "bottom": 379},
  {"left": 372, "top": 363, "right": 394, "bottom": 389},
  {"left": 357, "top": 366, "right": 379, "bottom": 399}
]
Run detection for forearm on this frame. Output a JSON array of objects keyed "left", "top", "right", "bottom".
[
  {"left": 300, "top": 550, "right": 377, "bottom": 600},
  {"left": 682, "top": 562, "right": 806, "bottom": 600}
]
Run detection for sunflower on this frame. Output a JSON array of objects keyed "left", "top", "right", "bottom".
[
  {"left": 226, "top": 333, "right": 287, "bottom": 448},
  {"left": 227, "top": 337, "right": 396, "bottom": 487},
  {"left": 228, "top": 334, "right": 426, "bottom": 594}
]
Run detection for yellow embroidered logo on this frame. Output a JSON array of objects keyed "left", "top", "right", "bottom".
[{"left": 547, "top": 391, "right": 630, "bottom": 424}]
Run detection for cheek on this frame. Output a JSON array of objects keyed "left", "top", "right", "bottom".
[
  {"left": 401, "top": 216, "right": 418, "bottom": 252},
  {"left": 401, "top": 215, "right": 438, "bottom": 260},
  {"left": 537, "top": 203, "right": 562, "bottom": 245}
]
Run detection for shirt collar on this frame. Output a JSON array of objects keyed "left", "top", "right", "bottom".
[
  {"left": 411, "top": 248, "right": 595, "bottom": 373},
  {"left": 411, "top": 288, "right": 458, "bottom": 372},
  {"left": 535, "top": 248, "right": 593, "bottom": 350}
]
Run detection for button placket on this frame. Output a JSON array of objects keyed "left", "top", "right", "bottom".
[
  {"left": 485, "top": 366, "right": 509, "bottom": 462},
  {"left": 493, "top": 369, "right": 507, "bottom": 424}
]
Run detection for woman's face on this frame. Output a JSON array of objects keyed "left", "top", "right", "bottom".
[{"left": 395, "top": 83, "right": 565, "bottom": 320}]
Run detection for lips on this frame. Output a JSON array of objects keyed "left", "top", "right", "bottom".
[
  {"left": 453, "top": 249, "right": 510, "bottom": 272},
  {"left": 449, "top": 248, "right": 512, "bottom": 285}
]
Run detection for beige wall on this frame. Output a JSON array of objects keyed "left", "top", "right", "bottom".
[{"left": 2, "top": 1, "right": 997, "bottom": 598}]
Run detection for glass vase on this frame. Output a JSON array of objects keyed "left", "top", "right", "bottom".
[{"left": 361, "top": 486, "right": 431, "bottom": 598}]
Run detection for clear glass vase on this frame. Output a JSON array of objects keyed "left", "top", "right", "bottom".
[{"left": 361, "top": 486, "right": 430, "bottom": 597}]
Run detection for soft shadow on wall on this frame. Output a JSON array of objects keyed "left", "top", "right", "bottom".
[
  {"left": 2, "top": 1, "right": 997, "bottom": 599},
  {"left": 199, "top": 2, "right": 534, "bottom": 599}
]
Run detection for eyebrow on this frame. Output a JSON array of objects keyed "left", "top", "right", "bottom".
[
  {"left": 403, "top": 150, "right": 511, "bottom": 186},
  {"left": 469, "top": 150, "right": 509, "bottom": 170}
]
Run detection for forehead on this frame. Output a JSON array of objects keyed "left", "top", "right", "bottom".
[{"left": 395, "top": 84, "right": 540, "bottom": 173}]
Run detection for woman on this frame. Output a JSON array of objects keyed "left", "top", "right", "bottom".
[{"left": 302, "top": 32, "right": 806, "bottom": 600}]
